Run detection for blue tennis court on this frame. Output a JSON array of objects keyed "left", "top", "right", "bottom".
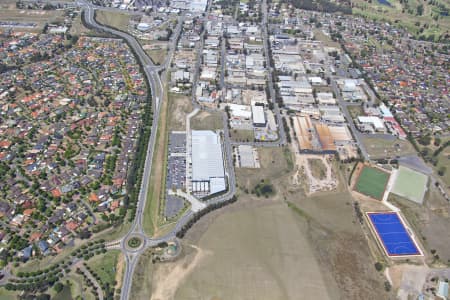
[{"left": 367, "top": 212, "right": 420, "bottom": 256}]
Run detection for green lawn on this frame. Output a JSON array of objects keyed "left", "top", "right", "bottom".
[
  {"left": 0, "top": 288, "right": 18, "bottom": 300},
  {"left": 355, "top": 166, "right": 390, "bottom": 200},
  {"left": 89, "top": 250, "right": 120, "bottom": 287}
]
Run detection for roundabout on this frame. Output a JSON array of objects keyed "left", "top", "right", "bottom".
[{"left": 124, "top": 235, "right": 145, "bottom": 252}]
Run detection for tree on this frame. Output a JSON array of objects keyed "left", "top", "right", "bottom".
[
  {"left": 417, "top": 4, "right": 424, "bottom": 15},
  {"left": 53, "top": 282, "right": 64, "bottom": 293},
  {"left": 438, "top": 166, "right": 446, "bottom": 176},
  {"left": 374, "top": 262, "right": 383, "bottom": 271}
]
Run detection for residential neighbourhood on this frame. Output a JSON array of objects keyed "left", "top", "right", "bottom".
[
  {"left": 0, "top": 31, "right": 147, "bottom": 264},
  {"left": 0, "top": 0, "right": 449, "bottom": 299}
]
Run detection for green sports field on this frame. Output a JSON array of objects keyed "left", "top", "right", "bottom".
[
  {"left": 391, "top": 166, "right": 428, "bottom": 204},
  {"left": 355, "top": 166, "right": 390, "bottom": 200}
]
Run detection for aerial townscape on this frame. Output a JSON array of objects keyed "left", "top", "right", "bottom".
[{"left": 0, "top": 0, "right": 448, "bottom": 299}]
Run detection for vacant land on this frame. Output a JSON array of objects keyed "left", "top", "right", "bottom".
[
  {"left": 309, "top": 158, "right": 327, "bottom": 180},
  {"left": 230, "top": 129, "right": 254, "bottom": 142},
  {"left": 431, "top": 147, "right": 450, "bottom": 191},
  {"left": 190, "top": 111, "right": 223, "bottom": 130},
  {"left": 352, "top": 0, "right": 450, "bottom": 40},
  {"left": 390, "top": 185, "right": 450, "bottom": 265},
  {"left": 0, "top": 8, "right": 64, "bottom": 32},
  {"left": 89, "top": 250, "right": 121, "bottom": 288},
  {"left": 70, "top": 13, "right": 93, "bottom": 36},
  {"left": 363, "top": 136, "right": 417, "bottom": 159},
  {"left": 146, "top": 49, "right": 167, "bottom": 65},
  {"left": 131, "top": 249, "right": 154, "bottom": 300},
  {"left": 168, "top": 93, "right": 192, "bottom": 131},
  {"left": 0, "top": 289, "right": 18, "bottom": 300},
  {"left": 313, "top": 28, "right": 340, "bottom": 48},
  {"left": 133, "top": 142, "right": 392, "bottom": 300},
  {"left": 175, "top": 203, "right": 334, "bottom": 300},
  {"left": 143, "top": 82, "right": 170, "bottom": 236},
  {"left": 95, "top": 10, "right": 130, "bottom": 32},
  {"left": 236, "top": 147, "right": 291, "bottom": 191},
  {"left": 355, "top": 166, "right": 390, "bottom": 200}
]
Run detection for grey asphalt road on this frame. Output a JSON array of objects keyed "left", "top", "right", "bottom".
[{"left": 79, "top": 3, "right": 238, "bottom": 300}]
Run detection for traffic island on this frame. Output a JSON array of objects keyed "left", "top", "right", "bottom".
[{"left": 127, "top": 237, "right": 142, "bottom": 248}]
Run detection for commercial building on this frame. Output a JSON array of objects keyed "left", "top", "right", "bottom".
[
  {"left": 357, "top": 116, "right": 385, "bottom": 132},
  {"left": 191, "top": 130, "right": 226, "bottom": 196},
  {"left": 251, "top": 104, "right": 266, "bottom": 127}
]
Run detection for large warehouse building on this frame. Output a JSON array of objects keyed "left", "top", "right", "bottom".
[{"left": 191, "top": 130, "right": 226, "bottom": 196}]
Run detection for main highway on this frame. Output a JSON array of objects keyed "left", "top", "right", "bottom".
[{"left": 79, "top": 2, "right": 237, "bottom": 300}]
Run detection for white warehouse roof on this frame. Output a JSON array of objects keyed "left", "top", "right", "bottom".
[
  {"left": 191, "top": 130, "right": 225, "bottom": 185},
  {"left": 358, "top": 116, "right": 385, "bottom": 130},
  {"left": 252, "top": 105, "right": 266, "bottom": 125}
]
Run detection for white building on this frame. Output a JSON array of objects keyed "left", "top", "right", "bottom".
[
  {"left": 252, "top": 104, "right": 266, "bottom": 127},
  {"left": 191, "top": 131, "right": 226, "bottom": 196},
  {"left": 357, "top": 116, "right": 385, "bottom": 132}
]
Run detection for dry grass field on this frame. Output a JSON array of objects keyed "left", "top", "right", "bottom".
[
  {"left": 0, "top": 8, "right": 65, "bottom": 32},
  {"left": 190, "top": 111, "right": 223, "bottom": 131},
  {"left": 95, "top": 10, "right": 130, "bottom": 32},
  {"left": 363, "top": 136, "right": 417, "bottom": 159},
  {"left": 167, "top": 93, "right": 192, "bottom": 131},
  {"left": 131, "top": 146, "right": 392, "bottom": 300}
]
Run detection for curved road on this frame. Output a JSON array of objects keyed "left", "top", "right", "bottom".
[{"left": 79, "top": 2, "right": 237, "bottom": 300}]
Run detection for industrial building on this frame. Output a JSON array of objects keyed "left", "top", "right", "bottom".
[
  {"left": 357, "top": 116, "right": 386, "bottom": 133},
  {"left": 191, "top": 130, "right": 226, "bottom": 196},
  {"left": 251, "top": 104, "right": 266, "bottom": 127}
]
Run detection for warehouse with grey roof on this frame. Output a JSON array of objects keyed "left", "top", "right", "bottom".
[{"left": 191, "top": 130, "right": 226, "bottom": 196}]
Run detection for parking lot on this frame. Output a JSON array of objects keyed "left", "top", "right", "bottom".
[{"left": 166, "top": 132, "right": 186, "bottom": 191}]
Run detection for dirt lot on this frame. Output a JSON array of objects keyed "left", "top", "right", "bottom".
[
  {"left": 168, "top": 93, "right": 192, "bottom": 131},
  {"left": 190, "top": 111, "right": 223, "bottom": 130}
]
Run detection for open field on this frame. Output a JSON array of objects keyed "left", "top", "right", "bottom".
[
  {"left": 236, "top": 147, "right": 292, "bottom": 191},
  {"left": 309, "top": 157, "right": 328, "bottom": 180},
  {"left": 130, "top": 249, "right": 154, "bottom": 300},
  {"left": 146, "top": 49, "right": 167, "bottom": 65},
  {"left": 355, "top": 166, "right": 390, "bottom": 200},
  {"left": 95, "top": 10, "right": 130, "bottom": 32},
  {"left": 143, "top": 82, "right": 170, "bottom": 236},
  {"left": 363, "top": 136, "right": 417, "bottom": 159},
  {"left": 70, "top": 13, "right": 93, "bottom": 36},
  {"left": 313, "top": 28, "right": 341, "bottom": 48},
  {"left": 167, "top": 93, "right": 192, "bottom": 131},
  {"left": 392, "top": 166, "right": 428, "bottom": 204},
  {"left": 0, "top": 9, "right": 65, "bottom": 32},
  {"left": 431, "top": 147, "right": 450, "bottom": 191},
  {"left": 67, "top": 272, "right": 96, "bottom": 300},
  {"left": 0, "top": 288, "right": 18, "bottom": 300},
  {"left": 89, "top": 250, "right": 121, "bottom": 288},
  {"left": 190, "top": 111, "right": 223, "bottom": 130},
  {"left": 389, "top": 185, "right": 450, "bottom": 265},
  {"left": 175, "top": 203, "right": 334, "bottom": 300},
  {"left": 53, "top": 284, "right": 73, "bottom": 300},
  {"left": 352, "top": 0, "right": 450, "bottom": 40},
  {"left": 230, "top": 129, "right": 254, "bottom": 142},
  {"left": 132, "top": 144, "right": 392, "bottom": 299}
]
